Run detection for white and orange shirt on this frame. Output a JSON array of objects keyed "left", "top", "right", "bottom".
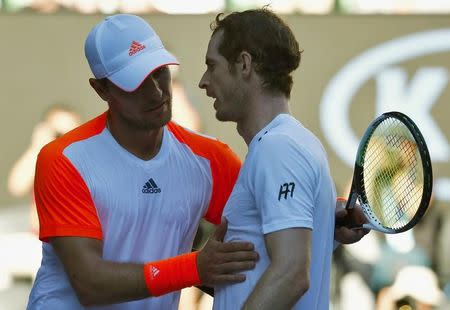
[{"left": 27, "top": 112, "right": 241, "bottom": 310}]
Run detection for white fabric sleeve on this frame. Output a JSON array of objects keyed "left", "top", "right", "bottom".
[{"left": 248, "top": 135, "right": 320, "bottom": 235}]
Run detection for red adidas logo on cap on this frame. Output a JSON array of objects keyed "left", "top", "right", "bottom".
[{"left": 128, "top": 40, "right": 146, "bottom": 56}]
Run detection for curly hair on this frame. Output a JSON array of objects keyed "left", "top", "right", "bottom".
[{"left": 211, "top": 7, "right": 302, "bottom": 98}]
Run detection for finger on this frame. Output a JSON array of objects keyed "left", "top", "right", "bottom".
[
  {"left": 218, "top": 241, "right": 255, "bottom": 252},
  {"left": 219, "top": 251, "right": 259, "bottom": 263},
  {"left": 349, "top": 228, "right": 366, "bottom": 242},
  {"left": 217, "top": 261, "right": 256, "bottom": 274},
  {"left": 351, "top": 227, "right": 364, "bottom": 231},
  {"left": 335, "top": 227, "right": 363, "bottom": 244},
  {"left": 352, "top": 227, "right": 370, "bottom": 235},
  {"left": 335, "top": 208, "right": 347, "bottom": 220},
  {"left": 350, "top": 206, "right": 368, "bottom": 225},
  {"left": 212, "top": 217, "right": 228, "bottom": 241},
  {"left": 354, "top": 229, "right": 368, "bottom": 240}
]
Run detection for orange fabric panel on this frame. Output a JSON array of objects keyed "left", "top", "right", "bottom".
[
  {"left": 34, "top": 113, "right": 107, "bottom": 242},
  {"left": 167, "top": 122, "right": 241, "bottom": 225}
]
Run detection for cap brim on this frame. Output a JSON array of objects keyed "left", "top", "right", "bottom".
[{"left": 108, "top": 48, "right": 179, "bottom": 92}]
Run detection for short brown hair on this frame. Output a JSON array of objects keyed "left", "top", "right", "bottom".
[{"left": 211, "top": 7, "right": 302, "bottom": 98}]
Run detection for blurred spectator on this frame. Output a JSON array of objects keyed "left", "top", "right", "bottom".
[
  {"left": 411, "top": 195, "right": 441, "bottom": 268},
  {"left": 437, "top": 208, "right": 450, "bottom": 299},
  {"left": 334, "top": 231, "right": 381, "bottom": 309},
  {"left": 7, "top": 104, "right": 81, "bottom": 234},
  {"left": 370, "top": 231, "right": 431, "bottom": 295},
  {"left": 339, "top": 271, "right": 376, "bottom": 310},
  {"left": 1, "top": 104, "right": 81, "bottom": 290},
  {"left": 411, "top": 194, "right": 450, "bottom": 294},
  {"left": 376, "top": 266, "right": 447, "bottom": 310}
]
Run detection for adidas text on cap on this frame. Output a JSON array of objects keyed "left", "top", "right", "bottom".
[{"left": 84, "top": 14, "right": 179, "bottom": 92}]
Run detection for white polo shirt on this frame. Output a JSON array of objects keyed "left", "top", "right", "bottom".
[
  {"left": 27, "top": 112, "right": 241, "bottom": 310},
  {"left": 213, "top": 114, "right": 336, "bottom": 310}
]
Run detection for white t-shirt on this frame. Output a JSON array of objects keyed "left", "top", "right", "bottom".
[
  {"left": 27, "top": 112, "right": 241, "bottom": 310},
  {"left": 213, "top": 114, "right": 336, "bottom": 310}
]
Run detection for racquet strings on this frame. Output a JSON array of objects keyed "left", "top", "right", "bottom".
[{"left": 362, "top": 118, "right": 424, "bottom": 230}]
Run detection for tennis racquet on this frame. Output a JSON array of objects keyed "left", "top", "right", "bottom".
[{"left": 341, "top": 111, "right": 433, "bottom": 234}]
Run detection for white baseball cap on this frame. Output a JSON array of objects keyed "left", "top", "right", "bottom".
[{"left": 85, "top": 14, "right": 178, "bottom": 92}]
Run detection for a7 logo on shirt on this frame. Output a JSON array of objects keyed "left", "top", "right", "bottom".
[{"left": 278, "top": 182, "right": 295, "bottom": 201}]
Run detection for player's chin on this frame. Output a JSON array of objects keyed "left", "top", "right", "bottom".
[
  {"left": 150, "top": 108, "right": 172, "bottom": 127},
  {"left": 215, "top": 110, "right": 236, "bottom": 123},
  {"left": 136, "top": 112, "right": 171, "bottom": 130},
  {"left": 215, "top": 111, "right": 228, "bottom": 122},
  {"left": 159, "top": 109, "right": 172, "bottom": 125}
]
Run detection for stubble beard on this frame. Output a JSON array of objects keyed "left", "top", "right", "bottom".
[
  {"left": 215, "top": 84, "right": 246, "bottom": 123},
  {"left": 119, "top": 106, "right": 172, "bottom": 131}
]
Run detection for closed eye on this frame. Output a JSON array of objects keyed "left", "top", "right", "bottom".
[{"left": 206, "top": 60, "right": 215, "bottom": 71}]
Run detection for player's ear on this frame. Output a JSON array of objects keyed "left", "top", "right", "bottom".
[
  {"left": 89, "top": 78, "right": 110, "bottom": 102},
  {"left": 237, "top": 51, "right": 252, "bottom": 77}
]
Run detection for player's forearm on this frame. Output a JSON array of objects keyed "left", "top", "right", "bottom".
[
  {"left": 242, "top": 264, "right": 309, "bottom": 310},
  {"left": 70, "top": 260, "right": 149, "bottom": 306},
  {"left": 71, "top": 252, "right": 201, "bottom": 306}
]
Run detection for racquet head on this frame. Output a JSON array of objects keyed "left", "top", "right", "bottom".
[{"left": 347, "top": 111, "right": 433, "bottom": 234}]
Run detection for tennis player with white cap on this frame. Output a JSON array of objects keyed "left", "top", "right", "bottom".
[{"left": 26, "top": 14, "right": 258, "bottom": 309}]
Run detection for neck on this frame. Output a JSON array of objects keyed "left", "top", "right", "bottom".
[
  {"left": 237, "top": 92, "right": 291, "bottom": 146},
  {"left": 107, "top": 113, "right": 164, "bottom": 161}
]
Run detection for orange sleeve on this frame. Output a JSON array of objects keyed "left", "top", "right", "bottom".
[
  {"left": 203, "top": 144, "right": 241, "bottom": 224},
  {"left": 34, "top": 146, "right": 103, "bottom": 242}
]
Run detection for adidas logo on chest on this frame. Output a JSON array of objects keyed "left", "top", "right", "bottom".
[{"left": 142, "top": 178, "right": 161, "bottom": 194}]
